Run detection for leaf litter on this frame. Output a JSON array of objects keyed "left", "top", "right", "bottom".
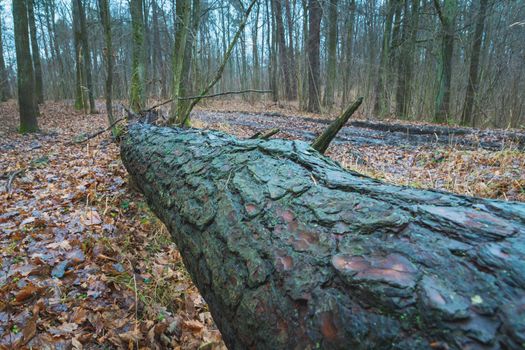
[{"left": 0, "top": 101, "right": 225, "bottom": 349}]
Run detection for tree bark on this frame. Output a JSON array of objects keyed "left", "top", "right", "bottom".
[
  {"left": 434, "top": 0, "right": 457, "bottom": 123},
  {"left": 130, "top": 0, "right": 146, "bottom": 112},
  {"left": 122, "top": 124, "right": 525, "bottom": 350},
  {"left": 168, "top": 0, "right": 191, "bottom": 124},
  {"left": 373, "top": 0, "right": 395, "bottom": 117},
  {"left": 27, "top": 0, "right": 44, "bottom": 104},
  {"left": 98, "top": 0, "right": 114, "bottom": 132},
  {"left": 395, "top": 0, "right": 420, "bottom": 118},
  {"left": 461, "top": 0, "right": 488, "bottom": 127},
  {"left": 76, "top": 0, "right": 96, "bottom": 113},
  {"left": 0, "top": 16, "right": 11, "bottom": 101},
  {"left": 273, "top": 0, "right": 293, "bottom": 100},
  {"left": 323, "top": 0, "right": 338, "bottom": 108},
  {"left": 307, "top": 0, "right": 322, "bottom": 112},
  {"left": 13, "top": 0, "right": 39, "bottom": 132},
  {"left": 341, "top": 0, "right": 356, "bottom": 107}
]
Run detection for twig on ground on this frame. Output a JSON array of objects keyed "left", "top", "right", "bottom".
[
  {"left": 249, "top": 128, "right": 280, "bottom": 139},
  {"left": 68, "top": 115, "right": 127, "bottom": 145},
  {"left": 5, "top": 169, "right": 26, "bottom": 194}
]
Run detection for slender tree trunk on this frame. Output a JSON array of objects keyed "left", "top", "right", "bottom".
[
  {"left": 98, "top": 0, "right": 114, "bottom": 131},
  {"left": 0, "top": 16, "right": 11, "bottom": 101},
  {"left": 268, "top": 0, "right": 278, "bottom": 101},
  {"left": 273, "top": 0, "right": 293, "bottom": 100},
  {"left": 461, "top": 0, "right": 488, "bottom": 126},
  {"left": 177, "top": 0, "right": 201, "bottom": 120},
  {"left": 307, "top": 0, "right": 322, "bottom": 112},
  {"left": 13, "top": 0, "right": 39, "bottom": 132},
  {"left": 130, "top": 0, "right": 145, "bottom": 112},
  {"left": 72, "top": 0, "right": 86, "bottom": 111},
  {"left": 284, "top": 0, "right": 297, "bottom": 99},
  {"left": 168, "top": 0, "right": 191, "bottom": 124},
  {"left": 373, "top": 0, "right": 395, "bottom": 117},
  {"left": 342, "top": 0, "right": 356, "bottom": 106},
  {"left": 434, "top": 0, "right": 457, "bottom": 123},
  {"left": 323, "top": 0, "right": 338, "bottom": 108},
  {"left": 77, "top": 0, "right": 95, "bottom": 113},
  {"left": 299, "top": 0, "right": 308, "bottom": 109},
  {"left": 27, "top": 0, "right": 44, "bottom": 104},
  {"left": 251, "top": 3, "right": 261, "bottom": 101},
  {"left": 396, "top": 0, "right": 419, "bottom": 118}
]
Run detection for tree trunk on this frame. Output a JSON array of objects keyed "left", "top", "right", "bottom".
[
  {"left": 77, "top": 0, "right": 96, "bottom": 113},
  {"left": 13, "top": 0, "right": 39, "bottom": 132},
  {"left": 130, "top": 0, "right": 145, "bottom": 112},
  {"left": 98, "top": 0, "right": 114, "bottom": 131},
  {"left": 396, "top": 0, "right": 419, "bottom": 118},
  {"left": 284, "top": 0, "right": 297, "bottom": 99},
  {"left": 0, "top": 16, "right": 11, "bottom": 101},
  {"left": 341, "top": 0, "right": 356, "bottom": 107},
  {"left": 307, "top": 0, "right": 322, "bottom": 112},
  {"left": 177, "top": 0, "right": 201, "bottom": 121},
  {"left": 72, "top": 0, "right": 86, "bottom": 111},
  {"left": 434, "top": 0, "right": 457, "bottom": 123},
  {"left": 461, "top": 0, "right": 488, "bottom": 127},
  {"left": 373, "top": 0, "right": 395, "bottom": 117},
  {"left": 323, "top": 0, "right": 338, "bottom": 108},
  {"left": 168, "top": 0, "right": 191, "bottom": 124},
  {"left": 27, "top": 0, "right": 44, "bottom": 104},
  {"left": 273, "top": 0, "right": 293, "bottom": 100},
  {"left": 122, "top": 124, "right": 525, "bottom": 350}
]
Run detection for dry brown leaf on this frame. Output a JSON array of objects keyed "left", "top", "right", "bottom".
[
  {"left": 182, "top": 319, "right": 204, "bottom": 332},
  {"left": 15, "top": 284, "right": 42, "bottom": 303}
]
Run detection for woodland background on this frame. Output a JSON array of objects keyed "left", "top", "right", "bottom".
[{"left": 0, "top": 0, "right": 524, "bottom": 128}]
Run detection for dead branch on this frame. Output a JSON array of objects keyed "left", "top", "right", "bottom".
[
  {"left": 5, "top": 169, "right": 26, "bottom": 194},
  {"left": 249, "top": 128, "right": 280, "bottom": 139},
  {"left": 311, "top": 97, "right": 364, "bottom": 154}
]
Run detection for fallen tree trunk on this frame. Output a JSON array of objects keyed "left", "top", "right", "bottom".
[{"left": 121, "top": 124, "right": 525, "bottom": 350}]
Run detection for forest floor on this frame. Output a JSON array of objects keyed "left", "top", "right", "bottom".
[{"left": 1, "top": 99, "right": 524, "bottom": 349}]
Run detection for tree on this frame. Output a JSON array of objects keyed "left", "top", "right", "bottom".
[
  {"left": 341, "top": 0, "right": 356, "bottom": 107},
  {"left": 0, "top": 15, "right": 11, "bottom": 101},
  {"left": 461, "top": 0, "right": 488, "bottom": 126},
  {"left": 395, "top": 0, "right": 420, "bottom": 118},
  {"left": 373, "top": 0, "right": 395, "bottom": 117},
  {"left": 130, "top": 0, "right": 145, "bottom": 112},
  {"left": 306, "top": 0, "right": 322, "bottom": 112},
  {"left": 433, "top": 0, "right": 457, "bottom": 123},
  {"left": 168, "top": 0, "right": 191, "bottom": 124},
  {"left": 27, "top": 0, "right": 44, "bottom": 104},
  {"left": 323, "top": 0, "right": 338, "bottom": 108},
  {"left": 98, "top": 0, "right": 114, "bottom": 132},
  {"left": 123, "top": 124, "right": 525, "bottom": 350},
  {"left": 272, "top": 0, "right": 293, "bottom": 100},
  {"left": 177, "top": 0, "right": 201, "bottom": 121},
  {"left": 72, "top": 0, "right": 95, "bottom": 113},
  {"left": 13, "top": 0, "right": 39, "bottom": 132}
]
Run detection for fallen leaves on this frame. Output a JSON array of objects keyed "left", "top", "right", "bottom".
[
  {"left": 14, "top": 284, "right": 43, "bottom": 303},
  {"left": 0, "top": 101, "right": 225, "bottom": 349}
]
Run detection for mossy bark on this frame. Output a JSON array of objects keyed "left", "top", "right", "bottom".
[{"left": 122, "top": 125, "right": 525, "bottom": 350}]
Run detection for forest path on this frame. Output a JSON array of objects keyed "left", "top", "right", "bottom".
[{"left": 193, "top": 110, "right": 525, "bottom": 151}]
